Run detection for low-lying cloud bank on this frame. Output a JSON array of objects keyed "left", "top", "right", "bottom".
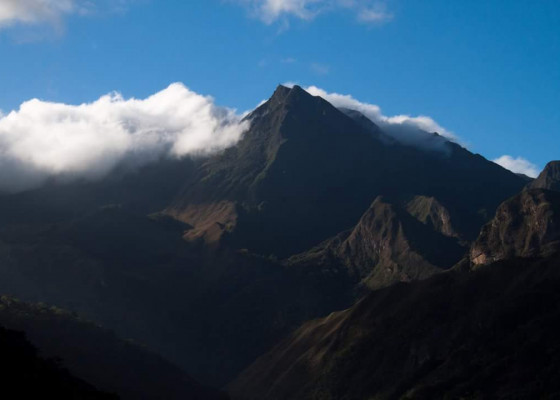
[
  {"left": 300, "top": 85, "right": 460, "bottom": 148},
  {"left": 0, "top": 83, "right": 248, "bottom": 193},
  {"left": 0, "top": 82, "right": 538, "bottom": 194},
  {"left": 493, "top": 155, "right": 540, "bottom": 178},
  {"left": 301, "top": 86, "right": 542, "bottom": 176}
]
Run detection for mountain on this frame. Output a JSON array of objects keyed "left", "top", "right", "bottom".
[
  {"left": 0, "top": 296, "right": 226, "bottom": 400},
  {"left": 0, "top": 325, "right": 116, "bottom": 399},
  {"left": 0, "top": 84, "right": 533, "bottom": 391},
  {"left": 0, "top": 204, "right": 352, "bottom": 387},
  {"left": 405, "top": 195, "right": 461, "bottom": 238},
  {"left": 229, "top": 254, "right": 560, "bottom": 400},
  {"left": 516, "top": 172, "right": 534, "bottom": 182},
  {"left": 0, "top": 156, "right": 198, "bottom": 227},
  {"left": 166, "top": 85, "right": 526, "bottom": 258},
  {"left": 287, "top": 196, "right": 465, "bottom": 289},
  {"left": 230, "top": 254, "right": 560, "bottom": 400},
  {"left": 338, "top": 107, "right": 389, "bottom": 142},
  {"left": 470, "top": 189, "right": 560, "bottom": 266},
  {"left": 528, "top": 160, "right": 560, "bottom": 191},
  {"left": 229, "top": 179, "right": 560, "bottom": 400},
  {"left": 165, "top": 85, "right": 390, "bottom": 255}
]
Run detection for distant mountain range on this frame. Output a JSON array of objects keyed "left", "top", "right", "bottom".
[{"left": 0, "top": 85, "right": 557, "bottom": 399}]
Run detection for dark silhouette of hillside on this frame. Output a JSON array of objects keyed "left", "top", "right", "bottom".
[{"left": 0, "top": 324, "right": 117, "bottom": 399}]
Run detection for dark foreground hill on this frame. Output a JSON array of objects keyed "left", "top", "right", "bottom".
[
  {"left": 229, "top": 254, "right": 560, "bottom": 400},
  {"left": 0, "top": 296, "right": 226, "bottom": 400},
  {"left": 0, "top": 205, "right": 352, "bottom": 386},
  {"left": 230, "top": 183, "right": 560, "bottom": 399},
  {"left": 0, "top": 324, "right": 116, "bottom": 399}
]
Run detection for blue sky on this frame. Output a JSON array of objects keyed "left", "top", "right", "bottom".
[{"left": 0, "top": 0, "right": 558, "bottom": 179}]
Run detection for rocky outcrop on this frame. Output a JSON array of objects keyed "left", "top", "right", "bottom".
[
  {"left": 405, "top": 195, "right": 460, "bottom": 238},
  {"left": 470, "top": 189, "right": 560, "bottom": 266},
  {"left": 528, "top": 160, "right": 560, "bottom": 191},
  {"left": 289, "top": 196, "right": 465, "bottom": 289}
]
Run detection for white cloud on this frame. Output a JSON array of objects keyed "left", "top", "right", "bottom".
[
  {"left": 237, "top": 0, "right": 322, "bottom": 24},
  {"left": 300, "top": 85, "right": 460, "bottom": 147},
  {"left": 492, "top": 155, "right": 540, "bottom": 178},
  {"left": 234, "top": 0, "right": 393, "bottom": 25},
  {"left": 0, "top": 83, "right": 249, "bottom": 193},
  {"left": 0, "top": 0, "right": 134, "bottom": 31},
  {"left": 0, "top": 0, "right": 83, "bottom": 29},
  {"left": 357, "top": 4, "right": 393, "bottom": 23}
]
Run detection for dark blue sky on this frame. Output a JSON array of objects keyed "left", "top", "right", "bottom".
[{"left": 0, "top": 0, "right": 558, "bottom": 176}]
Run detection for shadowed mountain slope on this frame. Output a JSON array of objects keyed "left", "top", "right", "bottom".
[
  {"left": 0, "top": 205, "right": 354, "bottom": 387},
  {"left": 229, "top": 254, "right": 560, "bottom": 400},
  {"left": 0, "top": 325, "right": 116, "bottom": 399},
  {"left": 230, "top": 181, "right": 560, "bottom": 400},
  {"left": 0, "top": 296, "right": 226, "bottom": 400},
  {"left": 0, "top": 156, "right": 198, "bottom": 226}
]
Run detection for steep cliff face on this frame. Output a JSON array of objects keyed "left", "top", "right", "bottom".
[
  {"left": 470, "top": 189, "right": 560, "bottom": 266},
  {"left": 288, "top": 196, "right": 465, "bottom": 289},
  {"left": 405, "top": 195, "right": 460, "bottom": 238},
  {"left": 528, "top": 161, "right": 560, "bottom": 191}
]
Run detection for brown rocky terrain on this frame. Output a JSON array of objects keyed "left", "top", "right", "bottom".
[
  {"left": 471, "top": 189, "right": 560, "bottom": 266},
  {"left": 528, "top": 160, "right": 560, "bottom": 191},
  {"left": 288, "top": 196, "right": 465, "bottom": 289}
]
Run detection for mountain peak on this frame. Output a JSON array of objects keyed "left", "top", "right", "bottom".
[
  {"left": 528, "top": 160, "right": 560, "bottom": 191},
  {"left": 287, "top": 84, "right": 307, "bottom": 94},
  {"left": 269, "top": 84, "right": 291, "bottom": 101},
  {"left": 250, "top": 85, "right": 322, "bottom": 121},
  {"left": 264, "top": 84, "right": 335, "bottom": 115},
  {"left": 167, "top": 83, "right": 526, "bottom": 257},
  {"left": 269, "top": 84, "right": 308, "bottom": 102}
]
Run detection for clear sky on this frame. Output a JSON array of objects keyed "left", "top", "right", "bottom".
[{"left": 0, "top": 0, "right": 558, "bottom": 177}]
